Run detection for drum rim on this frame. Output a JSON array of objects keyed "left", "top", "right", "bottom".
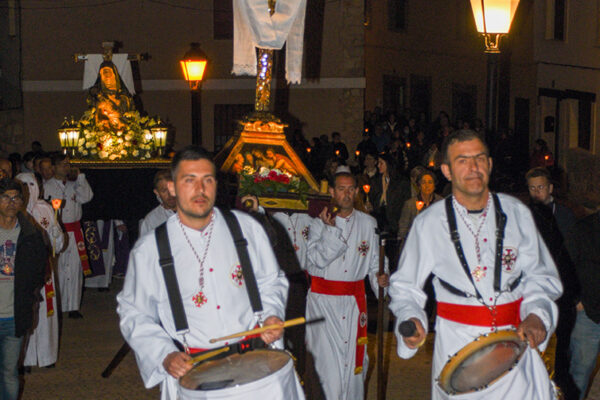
[
  {"left": 179, "top": 349, "right": 292, "bottom": 391},
  {"left": 437, "top": 329, "right": 526, "bottom": 395}
]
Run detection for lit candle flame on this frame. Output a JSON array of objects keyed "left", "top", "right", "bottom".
[
  {"left": 406, "top": 142, "right": 411, "bottom": 148},
  {"left": 335, "top": 150, "right": 340, "bottom": 156},
  {"left": 416, "top": 200, "right": 425, "bottom": 211},
  {"left": 355, "top": 150, "right": 360, "bottom": 157},
  {"left": 306, "top": 147, "right": 312, "bottom": 153},
  {"left": 544, "top": 155, "right": 549, "bottom": 160},
  {"left": 428, "top": 161, "right": 435, "bottom": 167},
  {"left": 51, "top": 199, "right": 62, "bottom": 210},
  {"left": 363, "top": 184, "right": 371, "bottom": 194}
]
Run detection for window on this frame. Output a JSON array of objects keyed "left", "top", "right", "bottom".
[
  {"left": 578, "top": 99, "right": 592, "bottom": 150},
  {"left": 410, "top": 75, "right": 431, "bottom": 124},
  {"left": 545, "top": 0, "right": 566, "bottom": 40},
  {"left": 382, "top": 75, "right": 406, "bottom": 117},
  {"left": 452, "top": 83, "right": 477, "bottom": 127},
  {"left": 213, "top": 0, "right": 233, "bottom": 40},
  {"left": 388, "top": 0, "right": 407, "bottom": 32},
  {"left": 213, "top": 104, "right": 253, "bottom": 150},
  {"left": 0, "top": 2, "right": 22, "bottom": 110}
]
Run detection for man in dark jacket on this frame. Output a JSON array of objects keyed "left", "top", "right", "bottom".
[
  {"left": 0, "top": 178, "right": 46, "bottom": 399},
  {"left": 566, "top": 205, "right": 600, "bottom": 400}
]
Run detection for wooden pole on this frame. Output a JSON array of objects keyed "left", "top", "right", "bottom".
[{"left": 377, "top": 235, "right": 386, "bottom": 400}]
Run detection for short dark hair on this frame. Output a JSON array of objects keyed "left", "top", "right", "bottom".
[
  {"left": 525, "top": 167, "right": 551, "bottom": 182},
  {"left": 153, "top": 169, "right": 172, "bottom": 188},
  {"left": 0, "top": 178, "right": 23, "bottom": 196},
  {"left": 171, "top": 145, "right": 215, "bottom": 178},
  {"left": 441, "top": 129, "right": 488, "bottom": 164},
  {"left": 50, "top": 153, "right": 68, "bottom": 166},
  {"left": 333, "top": 172, "right": 357, "bottom": 187}
]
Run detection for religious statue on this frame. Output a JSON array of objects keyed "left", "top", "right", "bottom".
[{"left": 87, "top": 61, "right": 135, "bottom": 132}]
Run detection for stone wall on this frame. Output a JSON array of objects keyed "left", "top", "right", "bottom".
[
  {"left": 339, "top": 0, "right": 364, "bottom": 154},
  {"left": 566, "top": 148, "right": 600, "bottom": 205},
  {"left": 0, "top": 110, "right": 25, "bottom": 155}
]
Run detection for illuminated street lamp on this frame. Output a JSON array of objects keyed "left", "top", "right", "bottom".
[
  {"left": 58, "top": 117, "right": 80, "bottom": 157},
  {"left": 180, "top": 43, "right": 208, "bottom": 145},
  {"left": 469, "top": 0, "right": 520, "bottom": 143},
  {"left": 469, "top": 0, "right": 520, "bottom": 53}
]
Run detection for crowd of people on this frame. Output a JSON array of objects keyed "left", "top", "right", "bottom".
[{"left": 0, "top": 117, "right": 597, "bottom": 400}]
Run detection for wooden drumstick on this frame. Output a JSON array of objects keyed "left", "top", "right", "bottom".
[
  {"left": 186, "top": 346, "right": 231, "bottom": 365},
  {"left": 209, "top": 317, "right": 310, "bottom": 344}
]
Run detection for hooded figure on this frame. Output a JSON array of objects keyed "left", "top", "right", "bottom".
[{"left": 16, "top": 172, "right": 63, "bottom": 367}]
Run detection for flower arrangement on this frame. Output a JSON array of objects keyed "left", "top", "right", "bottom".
[
  {"left": 74, "top": 109, "right": 161, "bottom": 160},
  {"left": 239, "top": 167, "right": 310, "bottom": 204}
]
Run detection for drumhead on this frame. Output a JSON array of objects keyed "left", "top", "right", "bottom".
[
  {"left": 438, "top": 329, "right": 527, "bottom": 395},
  {"left": 180, "top": 349, "right": 291, "bottom": 391}
]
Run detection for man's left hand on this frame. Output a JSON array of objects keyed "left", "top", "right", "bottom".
[
  {"left": 377, "top": 272, "right": 389, "bottom": 288},
  {"left": 517, "top": 313, "right": 547, "bottom": 348},
  {"left": 260, "top": 316, "right": 284, "bottom": 344}
]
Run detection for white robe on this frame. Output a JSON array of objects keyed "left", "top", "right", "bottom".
[
  {"left": 139, "top": 205, "right": 175, "bottom": 238},
  {"left": 389, "top": 194, "right": 563, "bottom": 399},
  {"left": 44, "top": 174, "right": 93, "bottom": 312},
  {"left": 117, "top": 209, "right": 304, "bottom": 400},
  {"left": 305, "top": 210, "right": 385, "bottom": 400},
  {"left": 17, "top": 173, "right": 63, "bottom": 367},
  {"left": 271, "top": 212, "right": 312, "bottom": 270},
  {"left": 85, "top": 220, "right": 125, "bottom": 288}
]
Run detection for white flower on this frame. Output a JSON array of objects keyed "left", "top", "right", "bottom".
[
  {"left": 99, "top": 151, "right": 108, "bottom": 159},
  {"left": 117, "top": 138, "right": 123, "bottom": 144},
  {"left": 132, "top": 150, "right": 139, "bottom": 157},
  {"left": 109, "top": 154, "right": 118, "bottom": 160},
  {"left": 78, "top": 138, "right": 85, "bottom": 146},
  {"left": 120, "top": 149, "right": 127, "bottom": 155},
  {"left": 90, "top": 149, "right": 97, "bottom": 154},
  {"left": 145, "top": 151, "right": 151, "bottom": 158},
  {"left": 82, "top": 150, "right": 89, "bottom": 156},
  {"left": 124, "top": 133, "right": 133, "bottom": 141}
]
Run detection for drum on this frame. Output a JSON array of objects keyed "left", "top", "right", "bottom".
[
  {"left": 438, "top": 329, "right": 527, "bottom": 395},
  {"left": 179, "top": 349, "right": 303, "bottom": 400}
]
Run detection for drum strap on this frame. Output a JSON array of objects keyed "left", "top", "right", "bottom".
[
  {"left": 444, "top": 193, "right": 507, "bottom": 304},
  {"left": 155, "top": 222, "right": 189, "bottom": 334},
  {"left": 221, "top": 208, "right": 264, "bottom": 314}
]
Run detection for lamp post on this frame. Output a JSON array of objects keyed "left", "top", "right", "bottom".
[
  {"left": 469, "top": 0, "right": 520, "bottom": 143},
  {"left": 180, "top": 43, "right": 208, "bottom": 146}
]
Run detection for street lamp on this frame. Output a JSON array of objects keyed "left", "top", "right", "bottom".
[
  {"left": 180, "top": 43, "right": 208, "bottom": 146},
  {"left": 151, "top": 118, "right": 169, "bottom": 157},
  {"left": 469, "top": 0, "right": 520, "bottom": 144}
]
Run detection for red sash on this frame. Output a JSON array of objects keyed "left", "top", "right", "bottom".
[
  {"left": 63, "top": 221, "right": 91, "bottom": 276},
  {"left": 437, "top": 298, "right": 523, "bottom": 328},
  {"left": 44, "top": 260, "right": 55, "bottom": 316},
  {"left": 310, "top": 275, "right": 368, "bottom": 375}
]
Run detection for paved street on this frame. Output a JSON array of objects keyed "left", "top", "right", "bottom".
[{"left": 19, "top": 278, "right": 600, "bottom": 399}]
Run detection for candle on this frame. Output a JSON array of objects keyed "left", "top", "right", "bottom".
[
  {"left": 544, "top": 155, "right": 549, "bottom": 160},
  {"left": 355, "top": 150, "right": 360, "bottom": 157},
  {"left": 320, "top": 179, "right": 328, "bottom": 193},
  {"left": 362, "top": 184, "right": 370, "bottom": 194},
  {"left": 306, "top": 147, "right": 312, "bottom": 153},
  {"left": 416, "top": 200, "right": 425, "bottom": 212},
  {"left": 51, "top": 199, "right": 62, "bottom": 257},
  {"left": 406, "top": 142, "right": 411, "bottom": 148},
  {"left": 335, "top": 150, "right": 340, "bottom": 156}
]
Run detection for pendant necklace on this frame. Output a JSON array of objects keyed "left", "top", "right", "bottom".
[
  {"left": 288, "top": 214, "right": 300, "bottom": 251},
  {"left": 454, "top": 196, "right": 491, "bottom": 282},
  {"left": 340, "top": 212, "right": 355, "bottom": 261},
  {"left": 178, "top": 212, "right": 215, "bottom": 308}
]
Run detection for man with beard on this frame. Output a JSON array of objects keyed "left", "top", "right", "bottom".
[
  {"left": 139, "top": 170, "right": 177, "bottom": 237},
  {"left": 117, "top": 146, "right": 304, "bottom": 400},
  {"left": 305, "top": 170, "right": 389, "bottom": 399},
  {"left": 389, "top": 130, "right": 562, "bottom": 399}
]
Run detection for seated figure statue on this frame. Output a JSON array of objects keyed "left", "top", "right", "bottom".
[{"left": 87, "top": 61, "right": 135, "bottom": 131}]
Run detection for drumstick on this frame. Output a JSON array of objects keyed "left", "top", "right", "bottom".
[
  {"left": 209, "top": 317, "right": 321, "bottom": 344},
  {"left": 186, "top": 346, "right": 231, "bottom": 365}
]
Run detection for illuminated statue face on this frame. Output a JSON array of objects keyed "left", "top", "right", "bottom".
[{"left": 100, "top": 67, "right": 118, "bottom": 91}]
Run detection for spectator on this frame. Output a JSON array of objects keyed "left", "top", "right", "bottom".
[
  {"left": 21, "top": 152, "right": 36, "bottom": 174},
  {"left": 7, "top": 154, "right": 21, "bottom": 178},
  {"left": 0, "top": 159, "right": 12, "bottom": 179},
  {"left": 38, "top": 157, "right": 54, "bottom": 183},
  {"left": 397, "top": 170, "right": 442, "bottom": 242},
  {"left": 0, "top": 178, "right": 47, "bottom": 399},
  {"left": 331, "top": 132, "right": 349, "bottom": 162},
  {"left": 371, "top": 125, "right": 389, "bottom": 153},
  {"left": 530, "top": 139, "right": 554, "bottom": 169}
]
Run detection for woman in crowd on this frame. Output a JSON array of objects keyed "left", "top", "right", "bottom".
[{"left": 397, "top": 169, "right": 442, "bottom": 243}]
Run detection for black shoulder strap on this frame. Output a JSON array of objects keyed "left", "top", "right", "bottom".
[
  {"left": 444, "top": 193, "right": 508, "bottom": 303},
  {"left": 155, "top": 222, "right": 189, "bottom": 333},
  {"left": 220, "top": 209, "right": 264, "bottom": 314}
]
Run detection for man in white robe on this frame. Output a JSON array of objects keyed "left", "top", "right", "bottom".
[
  {"left": 44, "top": 154, "right": 93, "bottom": 318},
  {"left": 305, "top": 171, "right": 389, "bottom": 400},
  {"left": 389, "top": 130, "right": 563, "bottom": 399},
  {"left": 84, "top": 219, "right": 126, "bottom": 289},
  {"left": 139, "top": 170, "right": 176, "bottom": 237},
  {"left": 17, "top": 173, "right": 64, "bottom": 367},
  {"left": 117, "top": 146, "right": 304, "bottom": 400}
]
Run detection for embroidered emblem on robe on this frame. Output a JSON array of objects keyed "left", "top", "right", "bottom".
[
  {"left": 502, "top": 247, "right": 518, "bottom": 273},
  {"left": 358, "top": 241, "right": 369, "bottom": 256},
  {"left": 230, "top": 264, "right": 244, "bottom": 287}
]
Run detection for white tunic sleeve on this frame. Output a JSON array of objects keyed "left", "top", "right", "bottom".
[
  {"left": 116, "top": 241, "right": 178, "bottom": 389},
  {"left": 74, "top": 173, "right": 94, "bottom": 204},
  {"left": 306, "top": 218, "right": 347, "bottom": 268},
  {"left": 512, "top": 202, "right": 562, "bottom": 350},
  {"left": 388, "top": 214, "right": 431, "bottom": 359}
]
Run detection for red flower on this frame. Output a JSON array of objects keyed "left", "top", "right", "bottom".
[{"left": 268, "top": 170, "right": 278, "bottom": 179}]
